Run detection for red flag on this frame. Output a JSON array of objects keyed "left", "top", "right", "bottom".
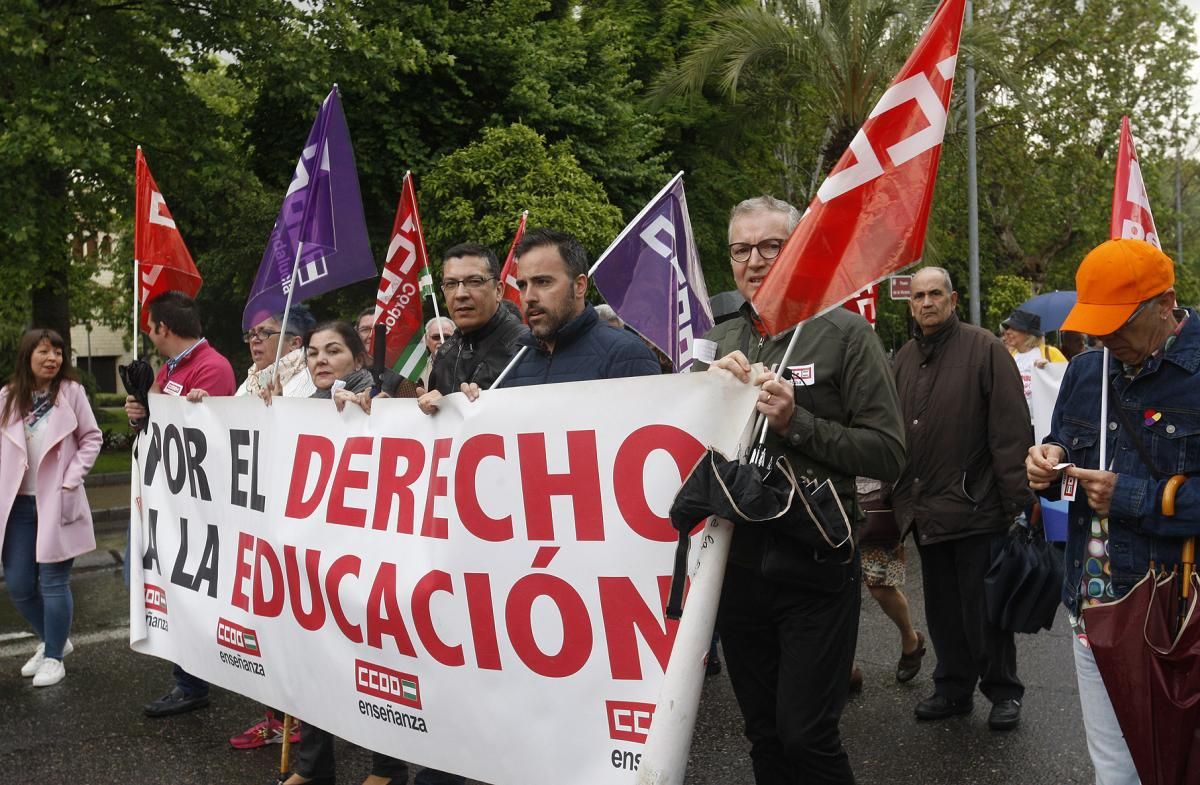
[
  {"left": 135, "top": 147, "right": 202, "bottom": 332},
  {"left": 841, "top": 285, "right": 878, "bottom": 326},
  {"left": 498, "top": 210, "right": 528, "bottom": 308},
  {"left": 1110, "top": 116, "right": 1161, "bottom": 248},
  {"left": 373, "top": 171, "right": 436, "bottom": 381},
  {"left": 751, "top": 0, "right": 966, "bottom": 336}
]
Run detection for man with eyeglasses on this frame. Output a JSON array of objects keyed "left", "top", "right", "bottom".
[
  {"left": 1027, "top": 239, "right": 1200, "bottom": 783},
  {"left": 891, "top": 266, "right": 1032, "bottom": 731},
  {"left": 418, "top": 243, "right": 526, "bottom": 414},
  {"left": 695, "top": 196, "right": 904, "bottom": 785},
  {"left": 123, "top": 291, "right": 237, "bottom": 718}
]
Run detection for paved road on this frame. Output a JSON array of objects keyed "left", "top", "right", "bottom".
[{"left": 0, "top": 528, "right": 1092, "bottom": 785}]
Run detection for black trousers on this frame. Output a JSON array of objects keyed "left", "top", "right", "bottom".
[
  {"left": 295, "top": 721, "right": 409, "bottom": 780},
  {"left": 717, "top": 559, "right": 860, "bottom": 785},
  {"left": 916, "top": 531, "right": 1023, "bottom": 703}
]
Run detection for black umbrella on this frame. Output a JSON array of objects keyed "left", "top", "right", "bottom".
[
  {"left": 665, "top": 449, "right": 854, "bottom": 618},
  {"left": 119, "top": 359, "right": 155, "bottom": 431},
  {"left": 983, "top": 521, "right": 1063, "bottom": 633}
]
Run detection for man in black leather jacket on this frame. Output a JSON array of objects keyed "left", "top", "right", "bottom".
[{"left": 420, "top": 243, "right": 527, "bottom": 413}]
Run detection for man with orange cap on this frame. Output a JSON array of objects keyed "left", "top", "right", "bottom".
[{"left": 1027, "top": 238, "right": 1200, "bottom": 784}]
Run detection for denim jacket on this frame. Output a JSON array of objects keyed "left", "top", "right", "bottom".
[{"left": 1045, "top": 309, "right": 1200, "bottom": 614}]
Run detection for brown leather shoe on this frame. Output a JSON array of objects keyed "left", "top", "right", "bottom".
[{"left": 896, "top": 631, "right": 926, "bottom": 683}]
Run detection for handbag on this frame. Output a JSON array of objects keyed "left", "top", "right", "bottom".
[{"left": 857, "top": 484, "right": 901, "bottom": 548}]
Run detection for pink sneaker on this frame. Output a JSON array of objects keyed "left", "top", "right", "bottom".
[{"left": 228, "top": 713, "right": 301, "bottom": 749}]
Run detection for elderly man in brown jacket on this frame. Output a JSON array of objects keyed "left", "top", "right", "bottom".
[{"left": 892, "top": 266, "right": 1034, "bottom": 731}]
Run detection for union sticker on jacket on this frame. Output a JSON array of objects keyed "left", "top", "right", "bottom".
[
  {"left": 162, "top": 380, "right": 184, "bottom": 397},
  {"left": 789, "top": 364, "right": 815, "bottom": 387}
]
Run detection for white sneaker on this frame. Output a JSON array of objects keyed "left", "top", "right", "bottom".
[
  {"left": 20, "top": 639, "right": 73, "bottom": 678},
  {"left": 32, "top": 658, "right": 65, "bottom": 687}
]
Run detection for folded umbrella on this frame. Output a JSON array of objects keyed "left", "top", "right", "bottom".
[
  {"left": 983, "top": 522, "right": 1063, "bottom": 634},
  {"left": 119, "top": 359, "right": 155, "bottom": 431},
  {"left": 665, "top": 449, "right": 854, "bottom": 618},
  {"left": 1083, "top": 570, "right": 1200, "bottom": 785}
]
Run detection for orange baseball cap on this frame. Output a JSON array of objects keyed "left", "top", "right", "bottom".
[{"left": 1060, "top": 239, "right": 1174, "bottom": 335}]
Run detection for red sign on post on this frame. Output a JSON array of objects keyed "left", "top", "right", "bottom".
[{"left": 890, "top": 275, "right": 912, "bottom": 300}]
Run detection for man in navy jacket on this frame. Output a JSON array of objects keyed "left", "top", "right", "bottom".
[{"left": 498, "top": 228, "right": 661, "bottom": 386}]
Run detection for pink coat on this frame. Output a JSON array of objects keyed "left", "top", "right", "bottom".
[{"left": 0, "top": 381, "right": 103, "bottom": 563}]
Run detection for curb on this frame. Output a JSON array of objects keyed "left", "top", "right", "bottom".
[{"left": 89, "top": 472, "right": 131, "bottom": 487}]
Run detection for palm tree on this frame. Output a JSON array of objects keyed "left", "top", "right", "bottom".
[{"left": 656, "top": 0, "right": 945, "bottom": 200}]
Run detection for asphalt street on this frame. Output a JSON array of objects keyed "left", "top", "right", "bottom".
[{"left": 0, "top": 523, "right": 1092, "bottom": 785}]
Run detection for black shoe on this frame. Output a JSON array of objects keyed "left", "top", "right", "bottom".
[
  {"left": 705, "top": 656, "right": 722, "bottom": 677},
  {"left": 896, "top": 631, "right": 926, "bottom": 683},
  {"left": 988, "top": 698, "right": 1021, "bottom": 730},
  {"left": 144, "top": 685, "right": 210, "bottom": 717},
  {"left": 914, "top": 693, "right": 973, "bottom": 721}
]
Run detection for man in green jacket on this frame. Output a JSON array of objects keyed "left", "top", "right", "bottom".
[{"left": 698, "top": 195, "right": 905, "bottom": 785}]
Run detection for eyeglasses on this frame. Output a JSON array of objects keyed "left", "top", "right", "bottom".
[
  {"left": 729, "top": 239, "right": 786, "bottom": 264},
  {"left": 440, "top": 275, "right": 495, "bottom": 293},
  {"left": 1106, "top": 298, "right": 1154, "bottom": 337},
  {"left": 243, "top": 328, "right": 282, "bottom": 343}
]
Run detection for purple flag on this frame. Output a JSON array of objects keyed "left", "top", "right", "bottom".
[
  {"left": 590, "top": 172, "right": 714, "bottom": 370},
  {"left": 243, "top": 87, "right": 376, "bottom": 330}
]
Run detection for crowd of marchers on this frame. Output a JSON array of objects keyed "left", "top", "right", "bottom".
[{"left": 0, "top": 197, "right": 1182, "bottom": 785}]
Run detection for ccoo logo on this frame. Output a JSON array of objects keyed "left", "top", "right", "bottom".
[
  {"left": 216, "top": 618, "right": 261, "bottom": 656},
  {"left": 354, "top": 659, "right": 421, "bottom": 709},
  {"left": 606, "top": 700, "right": 655, "bottom": 744},
  {"left": 144, "top": 583, "right": 168, "bottom": 614}
]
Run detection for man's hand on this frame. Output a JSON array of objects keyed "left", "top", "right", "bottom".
[
  {"left": 185, "top": 388, "right": 209, "bottom": 403},
  {"left": 1026, "top": 443, "right": 1066, "bottom": 491},
  {"left": 756, "top": 370, "right": 795, "bottom": 436},
  {"left": 460, "top": 382, "right": 482, "bottom": 402},
  {"left": 1067, "top": 467, "right": 1117, "bottom": 517},
  {"left": 418, "top": 389, "right": 443, "bottom": 416},
  {"left": 124, "top": 395, "right": 147, "bottom": 425}
]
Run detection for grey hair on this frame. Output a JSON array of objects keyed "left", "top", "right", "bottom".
[
  {"left": 915, "top": 265, "right": 954, "bottom": 292},
  {"left": 594, "top": 304, "right": 623, "bottom": 326},
  {"left": 425, "top": 316, "right": 455, "bottom": 332},
  {"left": 728, "top": 196, "right": 802, "bottom": 242}
]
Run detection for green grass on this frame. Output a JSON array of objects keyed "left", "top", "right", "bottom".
[{"left": 92, "top": 450, "right": 132, "bottom": 475}]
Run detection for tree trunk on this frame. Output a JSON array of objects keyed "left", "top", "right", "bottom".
[{"left": 31, "top": 168, "right": 73, "bottom": 360}]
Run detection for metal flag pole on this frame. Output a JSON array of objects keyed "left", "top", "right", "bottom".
[
  {"left": 1099, "top": 347, "right": 1109, "bottom": 471},
  {"left": 965, "top": 0, "right": 981, "bottom": 326},
  {"left": 270, "top": 241, "right": 305, "bottom": 388},
  {"left": 489, "top": 346, "right": 528, "bottom": 390}
]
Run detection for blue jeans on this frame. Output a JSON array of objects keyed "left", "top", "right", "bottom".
[{"left": 2, "top": 496, "right": 74, "bottom": 660}]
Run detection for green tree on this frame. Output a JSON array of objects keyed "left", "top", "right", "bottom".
[{"left": 420, "top": 124, "right": 624, "bottom": 268}]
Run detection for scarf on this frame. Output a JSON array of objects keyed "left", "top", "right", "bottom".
[{"left": 245, "top": 348, "right": 307, "bottom": 396}]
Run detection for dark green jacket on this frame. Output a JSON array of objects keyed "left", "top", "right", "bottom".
[{"left": 696, "top": 304, "right": 906, "bottom": 571}]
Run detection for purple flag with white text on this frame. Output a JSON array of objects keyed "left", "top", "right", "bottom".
[
  {"left": 243, "top": 87, "right": 376, "bottom": 330},
  {"left": 591, "top": 173, "right": 714, "bottom": 370}
]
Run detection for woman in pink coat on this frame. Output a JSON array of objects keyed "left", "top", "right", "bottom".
[{"left": 0, "top": 329, "right": 102, "bottom": 686}]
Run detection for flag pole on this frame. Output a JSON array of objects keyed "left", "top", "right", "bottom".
[
  {"left": 489, "top": 346, "right": 528, "bottom": 390},
  {"left": 407, "top": 171, "right": 447, "bottom": 343},
  {"left": 965, "top": 0, "right": 981, "bottom": 325},
  {"left": 270, "top": 241, "right": 305, "bottom": 387},
  {"left": 133, "top": 259, "right": 140, "bottom": 362}
]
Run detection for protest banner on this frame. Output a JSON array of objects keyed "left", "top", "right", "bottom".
[
  {"left": 129, "top": 373, "right": 757, "bottom": 785},
  {"left": 1029, "top": 361, "right": 1067, "bottom": 447}
]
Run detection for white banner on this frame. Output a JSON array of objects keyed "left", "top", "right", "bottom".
[
  {"left": 129, "top": 374, "right": 757, "bottom": 785},
  {"left": 1030, "top": 361, "right": 1068, "bottom": 446}
]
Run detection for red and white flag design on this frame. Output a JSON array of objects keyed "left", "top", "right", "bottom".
[
  {"left": 498, "top": 210, "right": 528, "bottom": 309},
  {"left": 373, "top": 171, "right": 435, "bottom": 380},
  {"left": 751, "top": 0, "right": 966, "bottom": 336},
  {"left": 134, "top": 147, "right": 202, "bottom": 331},
  {"left": 1110, "top": 116, "right": 1160, "bottom": 248}
]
